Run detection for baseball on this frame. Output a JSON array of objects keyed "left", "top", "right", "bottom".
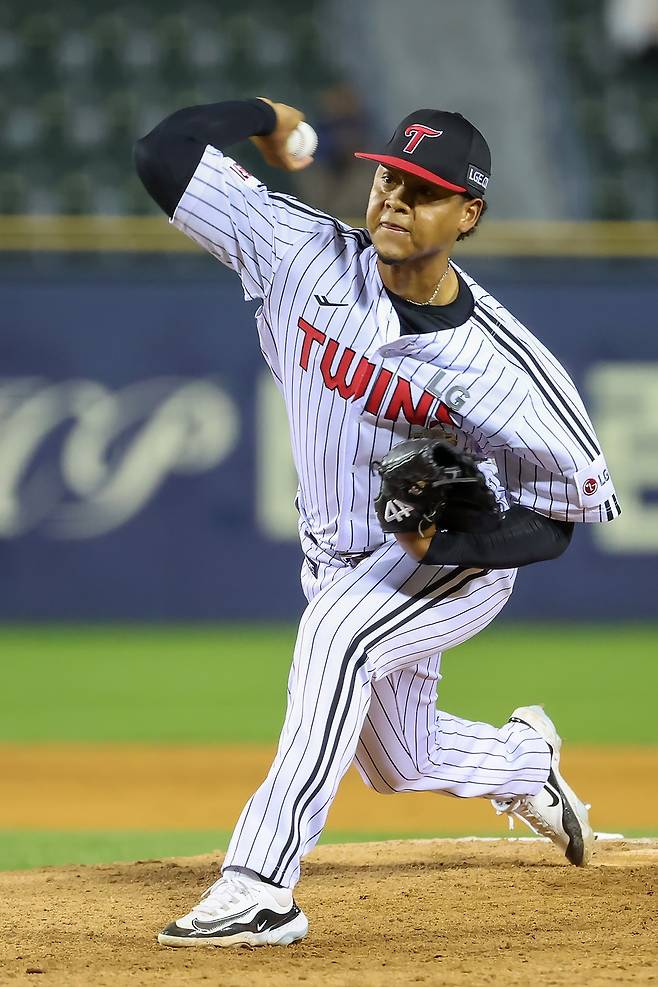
[{"left": 286, "top": 121, "right": 318, "bottom": 159}]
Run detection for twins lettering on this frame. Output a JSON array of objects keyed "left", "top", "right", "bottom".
[{"left": 297, "top": 317, "right": 454, "bottom": 428}]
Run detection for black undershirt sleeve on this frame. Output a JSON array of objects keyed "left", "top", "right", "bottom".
[
  {"left": 421, "top": 505, "right": 574, "bottom": 568},
  {"left": 133, "top": 99, "right": 278, "bottom": 218}
]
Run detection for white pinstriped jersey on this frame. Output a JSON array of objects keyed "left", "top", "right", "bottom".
[{"left": 172, "top": 145, "right": 621, "bottom": 554}]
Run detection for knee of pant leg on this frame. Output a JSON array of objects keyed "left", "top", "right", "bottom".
[
  {"left": 354, "top": 752, "right": 407, "bottom": 795},
  {"left": 354, "top": 757, "right": 394, "bottom": 794}
]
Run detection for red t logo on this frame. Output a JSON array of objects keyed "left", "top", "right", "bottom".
[{"left": 403, "top": 125, "right": 443, "bottom": 154}]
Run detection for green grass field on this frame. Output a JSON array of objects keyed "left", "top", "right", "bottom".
[
  {"left": 2, "top": 623, "right": 656, "bottom": 744},
  {"left": 2, "top": 623, "right": 656, "bottom": 870}
]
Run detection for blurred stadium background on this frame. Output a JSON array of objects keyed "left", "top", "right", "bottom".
[{"left": 1, "top": 0, "right": 657, "bottom": 869}]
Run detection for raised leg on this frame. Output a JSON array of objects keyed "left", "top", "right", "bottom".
[
  {"left": 223, "top": 544, "right": 523, "bottom": 888},
  {"left": 355, "top": 658, "right": 551, "bottom": 799}
]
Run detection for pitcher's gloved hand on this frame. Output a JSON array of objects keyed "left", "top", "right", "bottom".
[{"left": 373, "top": 437, "right": 501, "bottom": 535}]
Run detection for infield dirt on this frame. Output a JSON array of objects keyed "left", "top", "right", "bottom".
[
  {"left": 2, "top": 840, "right": 657, "bottom": 987},
  {"left": 3, "top": 744, "right": 658, "bottom": 832}
]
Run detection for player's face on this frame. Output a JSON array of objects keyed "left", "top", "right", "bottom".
[{"left": 366, "top": 166, "right": 482, "bottom": 263}]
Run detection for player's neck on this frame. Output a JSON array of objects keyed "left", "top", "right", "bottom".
[{"left": 377, "top": 256, "right": 458, "bottom": 306}]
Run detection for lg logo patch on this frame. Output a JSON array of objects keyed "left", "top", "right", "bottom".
[
  {"left": 467, "top": 165, "right": 489, "bottom": 190},
  {"left": 582, "top": 468, "right": 610, "bottom": 497}
]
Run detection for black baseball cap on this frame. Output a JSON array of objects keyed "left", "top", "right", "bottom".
[{"left": 354, "top": 109, "right": 491, "bottom": 198}]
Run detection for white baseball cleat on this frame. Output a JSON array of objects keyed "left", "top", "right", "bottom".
[
  {"left": 158, "top": 872, "right": 308, "bottom": 947},
  {"left": 491, "top": 705, "right": 595, "bottom": 866}
]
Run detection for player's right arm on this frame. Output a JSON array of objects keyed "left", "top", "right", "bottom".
[{"left": 133, "top": 99, "right": 318, "bottom": 300}]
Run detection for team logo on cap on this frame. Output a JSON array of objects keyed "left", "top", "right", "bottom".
[{"left": 403, "top": 125, "right": 443, "bottom": 154}]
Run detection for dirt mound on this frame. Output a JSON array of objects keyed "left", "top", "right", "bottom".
[{"left": 2, "top": 839, "right": 657, "bottom": 986}]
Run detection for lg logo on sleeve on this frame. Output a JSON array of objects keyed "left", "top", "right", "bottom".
[{"left": 582, "top": 468, "right": 610, "bottom": 497}]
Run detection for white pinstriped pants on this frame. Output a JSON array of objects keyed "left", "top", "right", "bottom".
[{"left": 223, "top": 539, "right": 551, "bottom": 888}]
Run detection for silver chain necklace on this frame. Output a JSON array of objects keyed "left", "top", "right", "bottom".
[{"left": 403, "top": 262, "right": 451, "bottom": 306}]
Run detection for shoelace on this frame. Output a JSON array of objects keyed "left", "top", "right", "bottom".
[
  {"left": 193, "top": 876, "right": 254, "bottom": 919},
  {"left": 491, "top": 797, "right": 557, "bottom": 840},
  {"left": 491, "top": 797, "right": 592, "bottom": 840}
]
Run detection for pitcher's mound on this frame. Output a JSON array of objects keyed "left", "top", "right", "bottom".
[{"left": 2, "top": 838, "right": 657, "bottom": 986}]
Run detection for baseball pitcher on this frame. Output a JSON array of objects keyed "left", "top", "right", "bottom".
[{"left": 134, "top": 97, "right": 620, "bottom": 947}]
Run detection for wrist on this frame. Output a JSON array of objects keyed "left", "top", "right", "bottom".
[
  {"left": 394, "top": 531, "right": 434, "bottom": 562},
  {"left": 249, "top": 98, "right": 278, "bottom": 136}
]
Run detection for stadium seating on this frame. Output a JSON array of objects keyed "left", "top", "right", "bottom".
[
  {"left": 2, "top": 1, "right": 655, "bottom": 218},
  {"left": 1, "top": 1, "right": 339, "bottom": 214},
  {"left": 555, "top": 0, "right": 658, "bottom": 218}
]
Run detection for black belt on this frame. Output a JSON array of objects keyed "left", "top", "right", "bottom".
[
  {"left": 304, "top": 530, "right": 374, "bottom": 570},
  {"left": 336, "top": 551, "right": 374, "bottom": 568}
]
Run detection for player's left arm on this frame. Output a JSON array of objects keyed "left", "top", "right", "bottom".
[
  {"left": 394, "top": 508, "right": 574, "bottom": 566},
  {"left": 488, "top": 390, "right": 621, "bottom": 526},
  {"left": 373, "top": 438, "right": 574, "bottom": 568}
]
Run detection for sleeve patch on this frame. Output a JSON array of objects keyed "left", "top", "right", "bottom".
[
  {"left": 573, "top": 452, "right": 613, "bottom": 509},
  {"left": 229, "top": 161, "right": 260, "bottom": 188}
]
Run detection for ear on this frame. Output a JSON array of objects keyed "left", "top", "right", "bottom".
[{"left": 458, "top": 197, "right": 483, "bottom": 236}]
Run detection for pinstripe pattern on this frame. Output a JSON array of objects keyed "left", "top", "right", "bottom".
[
  {"left": 355, "top": 658, "right": 550, "bottom": 797},
  {"left": 223, "top": 539, "right": 550, "bottom": 887},
  {"left": 172, "top": 147, "right": 619, "bottom": 543},
  {"left": 170, "top": 145, "right": 618, "bottom": 890}
]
